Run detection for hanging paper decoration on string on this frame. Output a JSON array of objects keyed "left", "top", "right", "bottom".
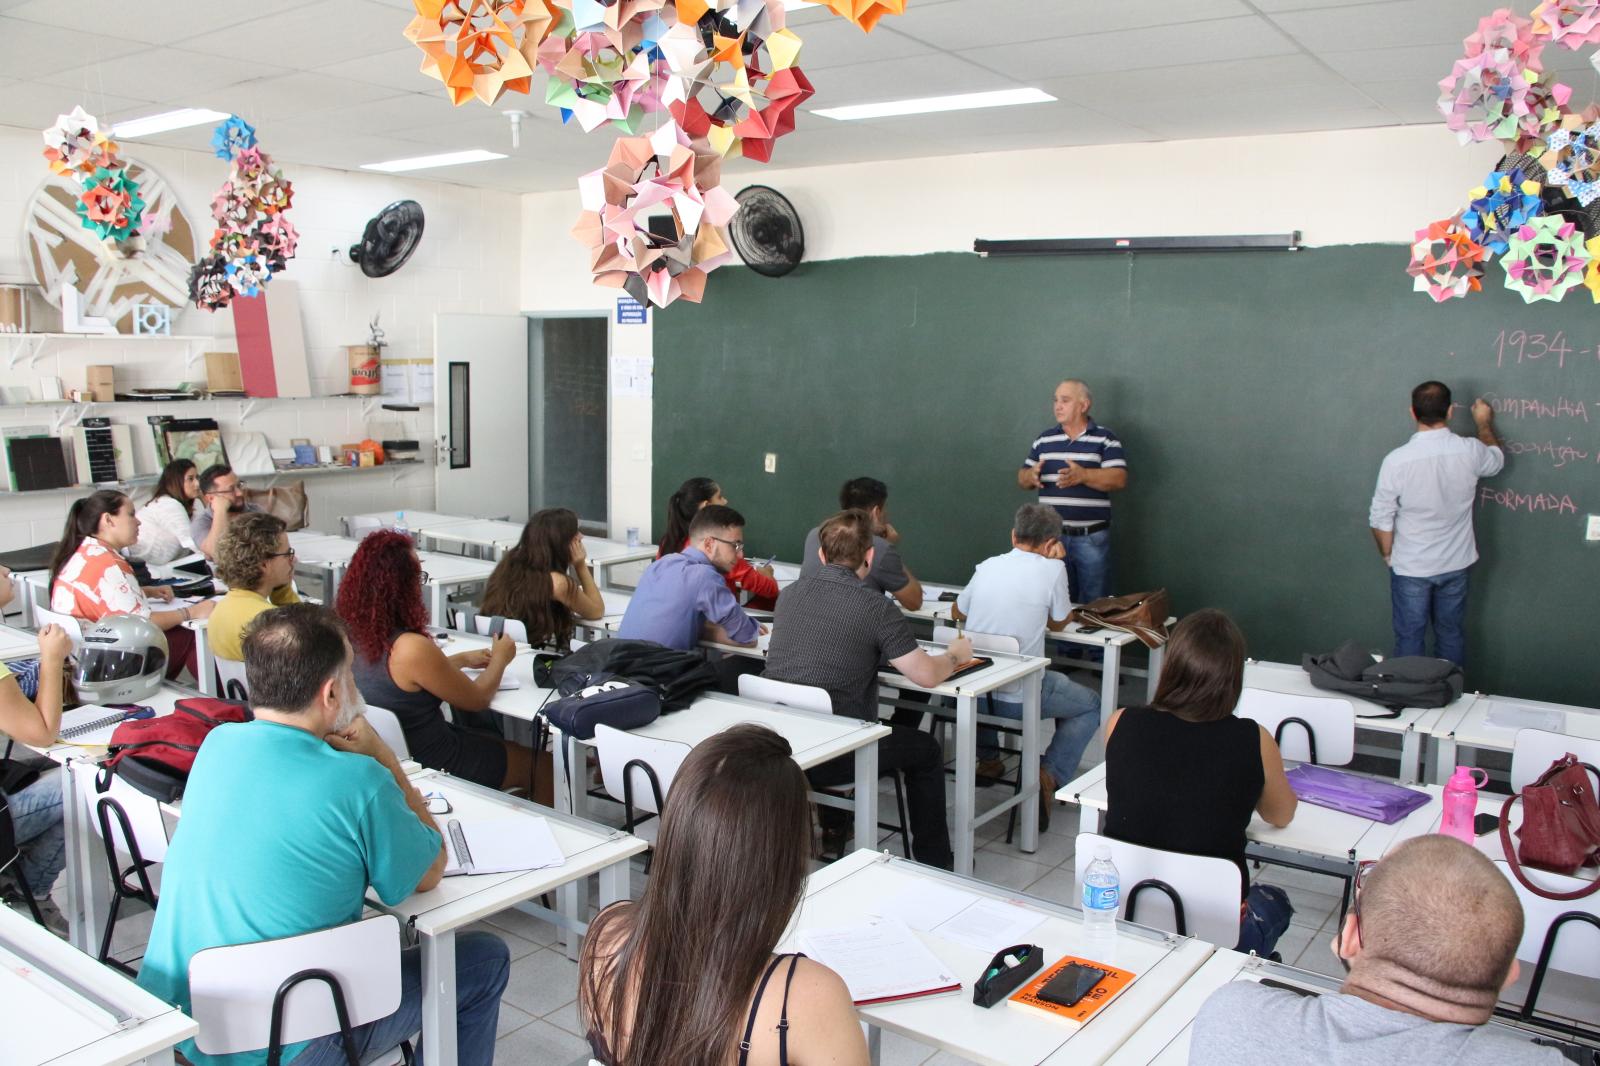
[
  {"left": 1540, "top": 115, "right": 1600, "bottom": 204},
  {"left": 540, "top": 25, "right": 667, "bottom": 132},
  {"left": 192, "top": 116, "right": 298, "bottom": 310},
  {"left": 404, "top": 0, "right": 560, "bottom": 105},
  {"left": 39, "top": 106, "right": 149, "bottom": 245},
  {"left": 570, "top": 120, "right": 737, "bottom": 307},
  {"left": 42, "top": 107, "right": 121, "bottom": 181},
  {"left": 1464, "top": 168, "right": 1544, "bottom": 254},
  {"left": 76, "top": 166, "right": 146, "bottom": 242},
  {"left": 1532, "top": 0, "right": 1600, "bottom": 49},
  {"left": 211, "top": 115, "right": 257, "bottom": 160},
  {"left": 1584, "top": 234, "right": 1600, "bottom": 298},
  {"left": 1501, "top": 215, "right": 1589, "bottom": 300},
  {"left": 1406, "top": 216, "right": 1488, "bottom": 302},
  {"left": 821, "top": 0, "right": 907, "bottom": 32},
  {"left": 1464, "top": 8, "right": 1547, "bottom": 67}
]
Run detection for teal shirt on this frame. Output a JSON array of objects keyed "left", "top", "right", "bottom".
[{"left": 137, "top": 720, "right": 442, "bottom": 1066}]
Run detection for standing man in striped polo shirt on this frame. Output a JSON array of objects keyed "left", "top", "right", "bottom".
[{"left": 1017, "top": 379, "right": 1128, "bottom": 604}]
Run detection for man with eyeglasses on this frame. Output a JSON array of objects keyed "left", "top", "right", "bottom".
[
  {"left": 191, "top": 464, "right": 264, "bottom": 560},
  {"left": 208, "top": 512, "right": 301, "bottom": 662},
  {"left": 617, "top": 504, "right": 761, "bottom": 652},
  {"left": 1189, "top": 835, "right": 1565, "bottom": 1065}
]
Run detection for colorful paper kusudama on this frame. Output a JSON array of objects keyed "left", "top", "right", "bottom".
[
  {"left": 211, "top": 115, "right": 257, "bottom": 160},
  {"left": 822, "top": 0, "right": 907, "bottom": 32},
  {"left": 194, "top": 119, "right": 299, "bottom": 309},
  {"left": 1407, "top": 215, "right": 1488, "bottom": 302},
  {"left": 404, "top": 0, "right": 560, "bottom": 105},
  {"left": 1541, "top": 116, "right": 1600, "bottom": 205},
  {"left": 1502, "top": 215, "right": 1589, "bottom": 301},
  {"left": 1531, "top": 0, "right": 1600, "bottom": 50},
  {"left": 1464, "top": 168, "right": 1544, "bottom": 254}
]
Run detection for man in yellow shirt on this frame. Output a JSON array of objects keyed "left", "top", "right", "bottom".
[{"left": 208, "top": 512, "right": 300, "bottom": 662}]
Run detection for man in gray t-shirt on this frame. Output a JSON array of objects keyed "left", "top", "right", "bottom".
[
  {"left": 799, "top": 476, "right": 922, "bottom": 610},
  {"left": 1188, "top": 836, "right": 1564, "bottom": 1066}
]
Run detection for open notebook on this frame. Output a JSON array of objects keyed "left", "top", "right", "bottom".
[
  {"left": 54, "top": 705, "right": 148, "bottom": 746},
  {"left": 442, "top": 815, "right": 564, "bottom": 877},
  {"left": 798, "top": 917, "right": 962, "bottom": 1005}
]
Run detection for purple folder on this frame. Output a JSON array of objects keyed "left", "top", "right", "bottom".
[{"left": 1283, "top": 764, "right": 1431, "bottom": 824}]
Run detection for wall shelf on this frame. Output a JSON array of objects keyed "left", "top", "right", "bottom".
[
  {"left": 0, "top": 460, "right": 428, "bottom": 498},
  {"left": 0, "top": 331, "right": 218, "bottom": 370}
]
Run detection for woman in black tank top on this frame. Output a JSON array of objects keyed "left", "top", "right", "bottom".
[
  {"left": 1104, "top": 610, "right": 1300, "bottom": 956},
  {"left": 578, "top": 726, "right": 869, "bottom": 1066}
]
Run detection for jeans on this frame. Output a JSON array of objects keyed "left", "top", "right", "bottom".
[
  {"left": 980, "top": 671, "right": 1102, "bottom": 784},
  {"left": 1235, "top": 883, "right": 1294, "bottom": 958},
  {"left": 1062, "top": 527, "right": 1113, "bottom": 604},
  {"left": 292, "top": 931, "right": 509, "bottom": 1066},
  {"left": 6, "top": 769, "right": 64, "bottom": 899},
  {"left": 809, "top": 724, "right": 953, "bottom": 869},
  {"left": 1390, "top": 567, "right": 1469, "bottom": 667}
]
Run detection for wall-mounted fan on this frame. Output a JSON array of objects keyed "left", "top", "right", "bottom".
[
  {"left": 729, "top": 185, "right": 803, "bottom": 278},
  {"left": 349, "top": 200, "right": 425, "bottom": 278},
  {"left": 1494, "top": 152, "right": 1600, "bottom": 239}
]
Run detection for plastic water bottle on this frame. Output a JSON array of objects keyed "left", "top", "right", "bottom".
[
  {"left": 1439, "top": 765, "right": 1489, "bottom": 843},
  {"left": 1082, "top": 847, "right": 1120, "bottom": 939},
  {"left": 393, "top": 512, "right": 410, "bottom": 541}
]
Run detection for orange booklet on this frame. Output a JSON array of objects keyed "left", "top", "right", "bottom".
[{"left": 1008, "top": 955, "right": 1137, "bottom": 1027}]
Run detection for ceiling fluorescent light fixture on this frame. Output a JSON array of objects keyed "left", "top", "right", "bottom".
[
  {"left": 813, "top": 87, "right": 1055, "bottom": 121},
  {"left": 361, "top": 149, "right": 507, "bottom": 173},
  {"left": 110, "top": 108, "right": 230, "bottom": 139}
]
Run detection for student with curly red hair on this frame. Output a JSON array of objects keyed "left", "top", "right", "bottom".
[{"left": 336, "top": 530, "right": 535, "bottom": 791}]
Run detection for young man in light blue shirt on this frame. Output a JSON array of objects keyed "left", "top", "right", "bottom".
[
  {"left": 137, "top": 604, "right": 508, "bottom": 1066},
  {"left": 618, "top": 504, "right": 761, "bottom": 651},
  {"left": 952, "top": 503, "right": 1101, "bottom": 828}
]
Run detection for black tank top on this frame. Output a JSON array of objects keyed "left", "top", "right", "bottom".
[{"left": 1103, "top": 705, "right": 1265, "bottom": 893}]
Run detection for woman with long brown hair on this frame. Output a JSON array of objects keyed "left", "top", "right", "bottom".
[
  {"left": 579, "top": 725, "right": 868, "bottom": 1066},
  {"left": 129, "top": 459, "right": 200, "bottom": 563},
  {"left": 477, "top": 508, "right": 603, "bottom": 648}
]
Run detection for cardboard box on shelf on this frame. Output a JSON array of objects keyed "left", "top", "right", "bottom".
[
  {"left": 205, "top": 351, "right": 244, "bottom": 394},
  {"left": 85, "top": 365, "right": 115, "bottom": 403}
]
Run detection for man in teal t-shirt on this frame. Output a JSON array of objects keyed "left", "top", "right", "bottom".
[{"left": 137, "top": 604, "right": 509, "bottom": 1066}]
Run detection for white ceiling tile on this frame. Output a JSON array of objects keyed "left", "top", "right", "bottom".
[
  {"left": 37, "top": 48, "right": 293, "bottom": 101},
  {"left": 0, "top": 80, "right": 161, "bottom": 132},
  {"left": 3, "top": 0, "right": 321, "bottom": 45},
  {"left": 1252, "top": 0, "right": 1389, "bottom": 10},
  {"left": 1317, "top": 44, "right": 1455, "bottom": 83},
  {"left": 1038, "top": 54, "right": 1346, "bottom": 113},
  {"left": 957, "top": 17, "right": 1300, "bottom": 81},
  {"left": 889, "top": 0, "right": 1251, "bottom": 51},
  {"left": 0, "top": 19, "right": 152, "bottom": 80},
  {"left": 806, "top": 53, "right": 1014, "bottom": 102},
  {"left": 179, "top": 0, "right": 415, "bottom": 70},
  {"left": 1267, "top": 0, "right": 1476, "bottom": 51},
  {"left": 206, "top": 77, "right": 415, "bottom": 126},
  {"left": 315, "top": 47, "right": 437, "bottom": 94},
  {"left": 789, "top": 19, "right": 936, "bottom": 70}
]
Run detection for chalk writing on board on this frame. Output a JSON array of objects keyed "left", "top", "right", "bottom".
[
  {"left": 1494, "top": 330, "right": 1584, "bottom": 369},
  {"left": 1503, "top": 439, "right": 1592, "bottom": 468},
  {"left": 1482, "top": 394, "right": 1592, "bottom": 421},
  {"left": 1478, "top": 487, "right": 1579, "bottom": 514}
]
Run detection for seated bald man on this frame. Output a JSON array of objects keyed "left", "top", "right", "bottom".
[{"left": 1189, "top": 835, "right": 1564, "bottom": 1065}]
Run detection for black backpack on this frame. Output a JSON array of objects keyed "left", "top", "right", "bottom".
[{"left": 1301, "top": 641, "right": 1464, "bottom": 716}]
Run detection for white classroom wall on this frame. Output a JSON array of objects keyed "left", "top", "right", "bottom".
[
  {"left": 0, "top": 125, "right": 522, "bottom": 551},
  {"left": 520, "top": 123, "right": 1505, "bottom": 539}
]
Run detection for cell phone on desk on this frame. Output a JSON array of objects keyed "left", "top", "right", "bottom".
[
  {"left": 937, "top": 591, "right": 959, "bottom": 602},
  {"left": 1474, "top": 813, "right": 1501, "bottom": 836},
  {"left": 1034, "top": 962, "right": 1107, "bottom": 1008}
]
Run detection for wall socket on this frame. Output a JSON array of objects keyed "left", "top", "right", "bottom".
[
  {"left": 1587, "top": 514, "right": 1600, "bottom": 542},
  {"left": 763, "top": 452, "right": 778, "bottom": 474}
]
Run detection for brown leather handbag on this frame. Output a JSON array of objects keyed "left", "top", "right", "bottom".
[
  {"left": 1499, "top": 753, "right": 1600, "bottom": 900},
  {"left": 1067, "top": 589, "right": 1171, "bottom": 648}
]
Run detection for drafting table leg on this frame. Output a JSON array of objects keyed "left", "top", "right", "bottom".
[
  {"left": 1431, "top": 735, "right": 1459, "bottom": 787},
  {"left": 866, "top": 1024, "right": 882, "bottom": 1065},
  {"left": 598, "top": 858, "right": 630, "bottom": 908},
  {"left": 1078, "top": 799, "right": 1101, "bottom": 838},
  {"left": 560, "top": 879, "right": 584, "bottom": 961},
  {"left": 954, "top": 693, "right": 977, "bottom": 876},
  {"left": 853, "top": 737, "right": 878, "bottom": 855},
  {"left": 430, "top": 581, "right": 446, "bottom": 628},
  {"left": 1098, "top": 642, "right": 1120, "bottom": 727},
  {"left": 192, "top": 623, "right": 215, "bottom": 696},
  {"left": 1018, "top": 670, "right": 1041, "bottom": 854},
  {"left": 62, "top": 760, "right": 90, "bottom": 952},
  {"left": 421, "top": 930, "right": 458, "bottom": 1066},
  {"left": 1146, "top": 643, "right": 1164, "bottom": 700},
  {"left": 1400, "top": 727, "right": 1422, "bottom": 785}
]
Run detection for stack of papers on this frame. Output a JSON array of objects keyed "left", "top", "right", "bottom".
[{"left": 798, "top": 916, "right": 961, "bottom": 1005}]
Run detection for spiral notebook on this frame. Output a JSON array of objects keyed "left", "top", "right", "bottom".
[
  {"left": 798, "top": 917, "right": 962, "bottom": 1005},
  {"left": 442, "top": 814, "right": 564, "bottom": 877},
  {"left": 55, "top": 705, "right": 139, "bottom": 746}
]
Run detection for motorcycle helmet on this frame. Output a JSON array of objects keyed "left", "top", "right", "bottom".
[{"left": 74, "top": 615, "right": 168, "bottom": 704}]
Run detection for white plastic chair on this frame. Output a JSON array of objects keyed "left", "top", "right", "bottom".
[
  {"left": 81, "top": 768, "right": 169, "bottom": 974},
  {"left": 189, "top": 914, "right": 410, "bottom": 1065},
  {"left": 215, "top": 657, "right": 250, "bottom": 703},
  {"left": 592, "top": 724, "right": 692, "bottom": 843},
  {"left": 1510, "top": 729, "right": 1600, "bottom": 793},
  {"left": 460, "top": 611, "right": 530, "bottom": 645},
  {"left": 1491, "top": 858, "right": 1600, "bottom": 1023},
  {"left": 1235, "top": 687, "right": 1356, "bottom": 766},
  {"left": 342, "top": 515, "right": 386, "bottom": 539},
  {"left": 1075, "top": 832, "right": 1244, "bottom": 949},
  {"left": 31, "top": 605, "right": 84, "bottom": 649},
  {"left": 365, "top": 705, "right": 410, "bottom": 762}
]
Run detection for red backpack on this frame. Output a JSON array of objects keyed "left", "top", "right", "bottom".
[{"left": 100, "top": 697, "right": 251, "bottom": 802}]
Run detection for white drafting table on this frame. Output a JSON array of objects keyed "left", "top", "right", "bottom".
[
  {"left": 403, "top": 518, "right": 655, "bottom": 589},
  {"left": 345, "top": 509, "right": 478, "bottom": 534},
  {"left": 1426, "top": 693, "right": 1600, "bottom": 784},
  {"left": 385, "top": 770, "right": 646, "bottom": 1066},
  {"left": 590, "top": 590, "right": 1051, "bottom": 873},
  {"left": 287, "top": 532, "right": 499, "bottom": 625},
  {"left": 784, "top": 849, "right": 1213, "bottom": 1066},
  {"left": 0, "top": 903, "right": 196, "bottom": 1066},
  {"left": 0, "top": 622, "right": 40, "bottom": 661},
  {"left": 1242, "top": 659, "right": 1469, "bottom": 784}
]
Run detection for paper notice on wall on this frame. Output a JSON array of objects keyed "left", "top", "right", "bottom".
[
  {"left": 610, "top": 355, "right": 653, "bottom": 398},
  {"left": 379, "top": 359, "right": 435, "bottom": 405},
  {"left": 411, "top": 363, "right": 434, "bottom": 405}
]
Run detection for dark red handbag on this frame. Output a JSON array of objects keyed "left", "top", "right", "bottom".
[{"left": 1499, "top": 753, "right": 1600, "bottom": 900}]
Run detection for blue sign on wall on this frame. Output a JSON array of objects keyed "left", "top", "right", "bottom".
[{"left": 616, "top": 296, "right": 648, "bottom": 325}]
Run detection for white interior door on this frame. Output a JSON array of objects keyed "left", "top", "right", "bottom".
[{"left": 434, "top": 314, "right": 531, "bottom": 518}]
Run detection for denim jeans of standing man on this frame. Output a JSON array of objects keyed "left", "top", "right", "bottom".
[
  {"left": 292, "top": 930, "right": 509, "bottom": 1066},
  {"left": 979, "top": 670, "right": 1102, "bottom": 785},
  {"left": 1062, "top": 527, "right": 1113, "bottom": 605},
  {"left": 1390, "top": 567, "right": 1469, "bottom": 668}
]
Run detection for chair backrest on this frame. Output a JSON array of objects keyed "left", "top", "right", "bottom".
[
  {"left": 189, "top": 914, "right": 404, "bottom": 1055},
  {"left": 932, "top": 625, "right": 1021, "bottom": 656},
  {"left": 31, "top": 606, "right": 84, "bottom": 648},
  {"left": 1510, "top": 728, "right": 1600, "bottom": 793},
  {"left": 214, "top": 657, "right": 250, "bottom": 703},
  {"left": 82, "top": 768, "right": 169, "bottom": 864},
  {"left": 1491, "top": 859, "right": 1600, "bottom": 980},
  {"left": 1074, "top": 832, "right": 1243, "bottom": 948},
  {"left": 1235, "top": 687, "right": 1356, "bottom": 766},
  {"left": 593, "top": 723, "right": 692, "bottom": 816},
  {"left": 343, "top": 515, "right": 385, "bottom": 539},
  {"left": 365, "top": 705, "right": 409, "bottom": 761},
  {"left": 466, "top": 612, "right": 530, "bottom": 645},
  {"left": 737, "top": 674, "right": 832, "bottom": 713}
]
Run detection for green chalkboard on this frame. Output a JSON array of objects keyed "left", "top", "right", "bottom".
[{"left": 654, "top": 246, "right": 1599, "bottom": 706}]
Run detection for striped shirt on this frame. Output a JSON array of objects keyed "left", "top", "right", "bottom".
[{"left": 1025, "top": 419, "right": 1127, "bottom": 528}]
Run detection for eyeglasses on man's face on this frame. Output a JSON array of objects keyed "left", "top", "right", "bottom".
[{"left": 709, "top": 535, "right": 744, "bottom": 554}]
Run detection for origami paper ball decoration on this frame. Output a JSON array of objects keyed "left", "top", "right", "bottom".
[
  {"left": 196, "top": 120, "right": 299, "bottom": 309},
  {"left": 542, "top": 30, "right": 663, "bottom": 132},
  {"left": 255, "top": 213, "right": 300, "bottom": 272},
  {"left": 1532, "top": 0, "right": 1600, "bottom": 49},
  {"left": 1406, "top": 216, "right": 1488, "bottom": 302},
  {"left": 188, "top": 254, "right": 233, "bottom": 310},
  {"left": 1502, "top": 215, "right": 1589, "bottom": 301},
  {"left": 42, "top": 106, "right": 120, "bottom": 183},
  {"left": 1463, "top": 9, "right": 1545, "bottom": 71},
  {"left": 76, "top": 167, "right": 146, "bottom": 242},
  {"left": 404, "top": 0, "right": 559, "bottom": 105},
  {"left": 1542, "top": 116, "right": 1600, "bottom": 204},
  {"left": 224, "top": 244, "right": 273, "bottom": 298},
  {"left": 570, "top": 120, "right": 738, "bottom": 307},
  {"left": 821, "top": 0, "right": 906, "bottom": 32},
  {"left": 212, "top": 115, "right": 257, "bottom": 160},
  {"left": 1510, "top": 72, "right": 1572, "bottom": 151},
  {"left": 1583, "top": 234, "right": 1600, "bottom": 300},
  {"left": 1465, "top": 168, "right": 1543, "bottom": 253}
]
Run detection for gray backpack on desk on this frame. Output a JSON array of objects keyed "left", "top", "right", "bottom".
[
  {"left": 541, "top": 670, "right": 661, "bottom": 741},
  {"left": 1301, "top": 640, "right": 1463, "bottom": 716}
]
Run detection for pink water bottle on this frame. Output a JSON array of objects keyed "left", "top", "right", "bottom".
[{"left": 1439, "top": 765, "right": 1490, "bottom": 843}]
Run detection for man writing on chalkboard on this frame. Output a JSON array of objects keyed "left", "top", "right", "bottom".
[
  {"left": 1017, "top": 380, "right": 1128, "bottom": 604},
  {"left": 1368, "top": 382, "right": 1503, "bottom": 669}
]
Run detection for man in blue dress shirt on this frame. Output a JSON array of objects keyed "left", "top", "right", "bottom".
[{"left": 618, "top": 504, "right": 762, "bottom": 652}]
